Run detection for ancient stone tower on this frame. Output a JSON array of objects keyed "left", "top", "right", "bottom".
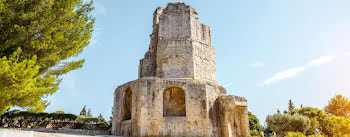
[{"left": 112, "top": 3, "right": 249, "bottom": 137}]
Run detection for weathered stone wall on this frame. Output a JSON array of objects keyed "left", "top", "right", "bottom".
[
  {"left": 138, "top": 3, "right": 217, "bottom": 84},
  {"left": 210, "top": 96, "right": 250, "bottom": 137},
  {"left": 112, "top": 77, "right": 249, "bottom": 137},
  {"left": 113, "top": 78, "right": 210, "bottom": 136},
  {"left": 138, "top": 8, "right": 163, "bottom": 78}
]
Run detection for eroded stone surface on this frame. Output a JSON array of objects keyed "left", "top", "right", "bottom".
[{"left": 113, "top": 2, "right": 249, "bottom": 137}]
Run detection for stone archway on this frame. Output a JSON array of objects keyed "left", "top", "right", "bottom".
[
  {"left": 163, "top": 86, "right": 186, "bottom": 117},
  {"left": 122, "top": 87, "right": 132, "bottom": 120}
]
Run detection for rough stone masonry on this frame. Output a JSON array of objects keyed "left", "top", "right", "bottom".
[{"left": 112, "top": 3, "right": 250, "bottom": 137}]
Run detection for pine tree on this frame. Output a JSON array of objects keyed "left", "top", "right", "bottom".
[
  {"left": 288, "top": 99, "right": 295, "bottom": 112},
  {"left": 80, "top": 105, "right": 87, "bottom": 116},
  {"left": 98, "top": 113, "right": 105, "bottom": 122},
  {"left": 0, "top": 0, "right": 95, "bottom": 114},
  {"left": 87, "top": 108, "right": 92, "bottom": 117}
]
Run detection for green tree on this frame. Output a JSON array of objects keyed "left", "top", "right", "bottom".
[
  {"left": 277, "top": 109, "right": 281, "bottom": 114},
  {"left": 0, "top": 0, "right": 95, "bottom": 114},
  {"left": 324, "top": 115, "right": 350, "bottom": 136},
  {"left": 289, "top": 99, "right": 295, "bottom": 112},
  {"left": 293, "top": 107, "right": 328, "bottom": 136},
  {"left": 80, "top": 105, "right": 87, "bottom": 116},
  {"left": 266, "top": 113, "right": 311, "bottom": 136},
  {"left": 324, "top": 94, "right": 350, "bottom": 117},
  {"left": 87, "top": 108, "right": 92, "bottom": 117},
  {"left": 98, "top": 113, "right": 105, "bottom": 122},
  {"left": 248, "top": 111, "right": 262, "bottom": 136}
]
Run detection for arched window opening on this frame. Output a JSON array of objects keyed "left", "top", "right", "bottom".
[
  {"left": 122, "top": 87, "right": 132, "bottom": 120},
  {"left": 163, "top": 86, "right": 186, "bottom": 117}
]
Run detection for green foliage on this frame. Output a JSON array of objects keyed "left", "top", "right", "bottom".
[
  {"left": 285, "top": 132, "right": 306, "bottom": 137},
  {"left": 80, "top": 105, "right": 87, "bottom": 116},
  {"left": 75, "top": 116, "right": 99, "bottom": 124},
  {"left": 289, "top": 99, "right": 295, "bottom": 112},
  {"left": 87, "top": 108, "right": 92, "bottom": 117},
  {"left": 265, "top": 113, "right": 311, "bottom": 136},
  {"left": 307, "top": 134, "right": 327, "bottom": 137},
  {"left": 98, "top": 113, "right": 105, "bottom": 122},
  {"left": 250, "top": 130, "right": 260, "bottom": 137},
  {"left": 248, "top": 111, "right": 262, "bottom": 136},
  {"left": 0, "top": 49, "right": 55, "bottom": 114},
  {"left": 3, "top": 110, "right": 77, "bottom": 121},
  {"left": 324, "top": 94, "right": 350, "bottom": 117},
  {"left": 0, "top": 0, "right": 95, "bottom": 114},
  {"left": 293, "top": 107, "right": 328, "bottom": 135},
  {"left": 54, "top": 110, "right": 65, "bottom": 114},
  {"left": 321, "top": 115, "right": 350, "bottom": 137}
]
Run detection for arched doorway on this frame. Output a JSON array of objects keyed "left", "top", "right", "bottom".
[
  {"left": 122, "top": 87, "right": 132, "bottom": 120},
  {"left": 163, "top": 86, "right": 186, "bottom": 117}
]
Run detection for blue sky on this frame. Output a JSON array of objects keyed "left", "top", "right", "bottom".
[{"left": 45, "top": 0, "right": 350, "bottom": 124}]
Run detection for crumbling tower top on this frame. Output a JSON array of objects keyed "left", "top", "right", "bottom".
[{"left": 139, "top": 3, "right": 217, "bottom": 84}]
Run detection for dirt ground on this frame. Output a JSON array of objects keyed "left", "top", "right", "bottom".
[{"left": 0, "top": 129, "right": 119, "bottom": 137}]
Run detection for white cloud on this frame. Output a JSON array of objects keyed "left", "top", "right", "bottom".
[
  {"left": 263, "top": 55, "right": 336, "bottom": 85},
  {"left": 263, "top": 67, "right": 305, "bottom": 85},
  {"left": 307, "top": 56, "right": 334, "bottom": 67},
  {"left": 251, "top": 61, "right": 264, "bottom": 68}
]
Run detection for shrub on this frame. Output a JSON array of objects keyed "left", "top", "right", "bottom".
[
  {"left": 54, "top": 111, "right": 65, "bottom": 114},
  {"left": 307, "top": 134, "right": 327, "bottom": 137},
  {"left": 2, "top": 111, "right": 77, "bottom": 121},
  {"left": 75, "top": 116, "right": 99, "bottom": 124},
  {"left": 285, "top": 132, "right": 306, "bottom": 137}
]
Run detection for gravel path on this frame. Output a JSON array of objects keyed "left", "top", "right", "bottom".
[{"left": 0, "top": 129, "right": 120, "bottom": 137}]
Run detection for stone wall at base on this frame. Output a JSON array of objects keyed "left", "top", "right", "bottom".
[{"left": 112, "top": 78, "right": 249, "bottom": 137}]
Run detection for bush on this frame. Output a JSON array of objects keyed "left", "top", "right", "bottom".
[
  {"left": 307, "top": 134, "right": 327, "bottom": 137},
  {"left": 54, "top": 111, "right": 65, "bottom": 114},
  {"left": 250, "top": 130, "right": 260, "bottom": 137},
  {"left": 75, "top": 116, "right": 99, "bottom": 124},
  {"left": 285, "top": 132, "right": 306, "bottom": 137},
  {"left": 2, "top": 111, "right": 77, "bottom": 121}
]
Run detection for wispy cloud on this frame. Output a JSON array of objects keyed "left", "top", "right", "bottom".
[
  {"left": 263, "top": 55, "right": 335, "bottom": 85},
  {"left": 307, "top": 56, "right": 334, "bottom": 67},
  {"left": 264, "top": 67, "right": 305, "bottom": 85},
  {"left": 251, "top": 61, "right": 264, "bottom": 68}
]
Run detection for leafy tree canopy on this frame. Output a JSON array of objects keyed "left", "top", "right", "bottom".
[
  {"left": 266, "top": 113, "right": 311, "bottom": 136},
  {"left": 0, "top": 0, "right": 94, "bottom": 114},
  {"left": 248, "top": 111, "right": 262, "bottom": 136},
  {"left": 324, "top": 94, "right": 350, "bottom": 117},
  {"left": 293, "top": 107, "right": 328, "bottom": 136}
]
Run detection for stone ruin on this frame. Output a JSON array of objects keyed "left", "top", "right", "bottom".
[{"left": 112, "top": 3, "right": 250, "bottom": 137}]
